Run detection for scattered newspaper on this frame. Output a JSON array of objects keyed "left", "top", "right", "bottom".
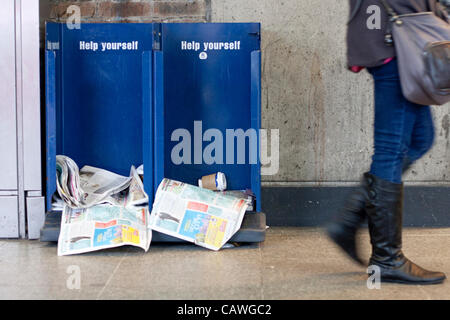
[
  {"left": 58, "top": 204, "right": 151, "bottom": 256},
  {"left": 55, "top": 155, "right": 151, "bottom": 256},
  {"left": 149, "top": 179, "right": 248, "bottom": 251},
  {"left": 56, "top": 155, "right": 147, "bottom": 208}
]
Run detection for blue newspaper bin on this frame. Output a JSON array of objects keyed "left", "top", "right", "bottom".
[
  {"left": 153, "top": 23, "right": 262, "bottom": 211},
  {"left": 45, "top": 23, "right": 156, "bottom": 208},
  {"left": 42, "top": 23, "right": 264, "bottom": 242}
]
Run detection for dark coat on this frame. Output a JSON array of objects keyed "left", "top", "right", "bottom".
[{"left": 347, "top": 0, "right": 448, "bottom": 68}]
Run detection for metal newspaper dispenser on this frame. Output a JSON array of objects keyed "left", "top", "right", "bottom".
[{"left": 41, "top": 23, "right": 266, "bottom": 243}]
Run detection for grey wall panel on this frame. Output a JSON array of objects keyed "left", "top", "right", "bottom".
[
  {"left": 26, "top": 196, "right": 45, "bottom": 240},
  {"left": 22, "top": 0, "right": 42, "bottom": 191},
  {"left": 0, "top": 196, "right": 19, "bottom": 238},
  {"left": 0, "top": 191, "right": 18, "bottom": 196},
  {"left": 0, "top": 0, "right": 18, "bottom": 190}
]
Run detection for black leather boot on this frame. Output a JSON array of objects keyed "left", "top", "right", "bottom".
[
  {"left": 326, "top": 176, "right": 369, "bottom": 265},
  {"left": 365, "top": 172, "right": 446, "bottom": 285},
  {"left": 326, "top": 161, "right": 416, "bottom": 266}
]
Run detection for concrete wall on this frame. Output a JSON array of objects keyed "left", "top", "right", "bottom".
[
  {"left": 212, "top": 0, "right": 450, "bottom": 186},
  {"left": 40, "top": 0, "right": 450, "bottom": 186}
]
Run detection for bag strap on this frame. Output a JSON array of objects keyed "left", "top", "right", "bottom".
[
  {"left": 348, "top": 0, "right": 364, "bottom": 24},
  {"left": 379, "top": 0, "right": 399, "bottom": 18},
  {"left": 379, "top": 0, "right": 400, "bottom": 46}
]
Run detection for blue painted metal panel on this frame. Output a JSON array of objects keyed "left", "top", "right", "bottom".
[
  {"left": 45, "top": 50, "right": 57, "bottom": 210},
  {"left": 156, "top": 23, "right": 261, "bottom": 207},
  {"left": 251, "top": 50, "right": 262, "bottom": 212},
  {"left": 45, "top": 22, "right": 62, "bottom": 209},
  {"left": 45, "top": 23, "right": 154, "bottom": 206},
  {"left": 153, "top": 50, "right": 165, "bottom": 196},
  {"left": 142, "top": 51, "right": 153, "bottom": 201}
]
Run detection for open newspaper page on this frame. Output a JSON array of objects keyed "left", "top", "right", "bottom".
[
  {"left": 58, "top": 204, "right": 152, "bottom": 256},
  {"left": 95, "top": 166, "right": 149, "bottom": 207},
  {"left": 78, "top": 165, "right": 132, "bottom": 207},
  {"left": 149, "top": 179, "right": 248, "bottom": 251}
]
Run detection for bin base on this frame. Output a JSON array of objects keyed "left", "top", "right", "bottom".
[{"left": 40, "top": 210, "right": 266, "bottom": 244}]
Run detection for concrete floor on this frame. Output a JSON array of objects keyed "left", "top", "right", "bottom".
[{"left": 1, "top": 227, "right": 450, "bottom": 300}]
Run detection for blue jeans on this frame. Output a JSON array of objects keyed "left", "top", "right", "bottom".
[{"left": 367, "top": 59, "right": 435, "bottom": 184}]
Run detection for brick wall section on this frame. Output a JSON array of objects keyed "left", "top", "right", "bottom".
[{"left": 48, "top": 0, "right": 212, "bottom": 23}]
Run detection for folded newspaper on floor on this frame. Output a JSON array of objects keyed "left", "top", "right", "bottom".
[
  {"left": 55, "top": 155, "right": 151, "bottom": 256},
  {"left": 149, "top": 179, "right": 248, "bottom": 251}
]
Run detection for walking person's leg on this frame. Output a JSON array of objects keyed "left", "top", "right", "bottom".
[
  {"left": 326, "top": 108, "right": 436, "bottom": 268},
  {"left": 365, "top": 65, "right": 444, "bottom": 284},
  {"left": 368, "top": 59, "right": 415, "bottom": 185},
  {"left": 327, "top": 59, "right": 445, "bottom": 284},
  {"left": 403, "top": 106, "right": 435, "bottom": 174},
  {"left": 326, "top": 59, "right": 423, "bottom": 266}
]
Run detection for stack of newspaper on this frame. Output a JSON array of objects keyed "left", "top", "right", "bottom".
[
  {"left": 55, "top": 155, "right": 147, "bottom": 208},
  {"left": 55, "top": 155, "right": 151, "bottom": 256}
]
